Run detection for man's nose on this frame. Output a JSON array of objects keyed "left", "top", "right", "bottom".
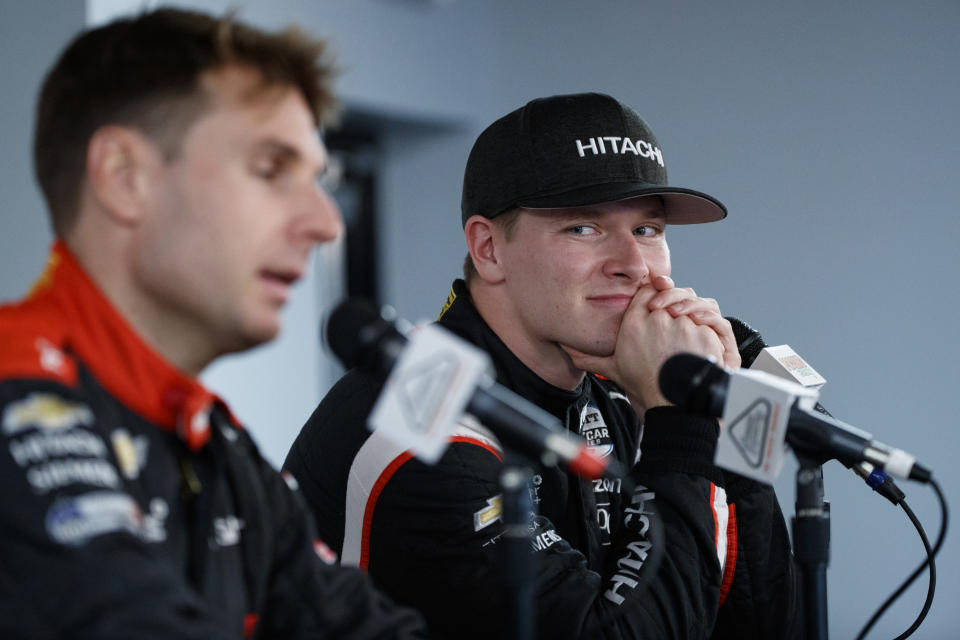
[
  {"left": 296, "top": 185, "right": 343, "bottom": 246},
  {"left": 602, "top": 232, "right": 649, "bottom": 282}
]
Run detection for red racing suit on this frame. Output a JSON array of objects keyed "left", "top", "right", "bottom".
[
  {"left": 0, "top": 242, "right": 428, "bottom": 639},
  {"left": 284, "top": 279, "right": 803, "bottom": 639}
]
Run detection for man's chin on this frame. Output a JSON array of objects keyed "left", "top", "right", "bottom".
[
  {"left": 233, "top": 317, "right": 281, "bottom": 353},
  {"left": 562, "top": 341, "right": 615, "bottom": 359}
]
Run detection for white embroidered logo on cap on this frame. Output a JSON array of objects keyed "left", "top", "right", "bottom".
[{"left": 574, "top": 136, "right": 664, "bottom": 166}]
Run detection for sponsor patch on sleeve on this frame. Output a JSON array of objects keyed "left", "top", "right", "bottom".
[
  {"left": 111, "top": 429, "right": 149, "bottom": 480},
  {"left": 44, "top": 491, "right": 169, "bottom": 547},
  {"left": 45, "top": 491, "right": 142, "bottom": 546},
  {"left": 473, "top": 494, "right": 503, "bottom": 532},
  {"left": 3, "top": 393, "right": 94, "bottom": 436}
]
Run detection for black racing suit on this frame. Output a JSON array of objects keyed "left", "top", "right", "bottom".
[
  {"left": 284, "top": 280, "right": 802, "bottom": 639},
  {"left": 0, "top": 242, "right": 427, "bottom": 639}
]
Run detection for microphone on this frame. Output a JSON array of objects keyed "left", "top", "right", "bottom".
[
  {"left": 326, "top": 298, "right": 623, "bottom": 481},
  {"left": 726, "top": 317, "right": 905, "bottom": 503},
  {"left": 659, "top": 352, "right": 932, "bottom": 483}
]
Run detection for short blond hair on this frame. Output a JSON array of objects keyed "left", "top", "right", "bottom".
[{"left": 463, "top": 208, "right": 522, "bottom": 284}]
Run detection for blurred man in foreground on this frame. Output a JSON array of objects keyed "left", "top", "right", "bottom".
[{"left": 0, "top": 8, "right": 426, "bottom": 638}]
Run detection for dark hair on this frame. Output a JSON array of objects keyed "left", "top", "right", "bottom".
[{"left": 34, "top": 8, "right": 337, "bottom": 235}]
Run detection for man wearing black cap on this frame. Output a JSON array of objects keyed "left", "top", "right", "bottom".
[{"left": 286, "top": 93, "right": 801, "bottom": 639}]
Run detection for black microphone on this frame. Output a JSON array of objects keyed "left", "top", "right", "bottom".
[
  {"left": 659, "top": 352, "right": 932, "bottom": 483},
  {"left": 327, "top": 298, "right": 623, "bottom": 481},
  {"left": 727, "top": 317, "right": 906, "bottom": 504}
]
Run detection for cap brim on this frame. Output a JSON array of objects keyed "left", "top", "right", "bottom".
[{"left": 518, "top": 182, "right": 727, "bottom": 225}]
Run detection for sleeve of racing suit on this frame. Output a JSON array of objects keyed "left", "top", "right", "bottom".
[
  {"left": 245, "top": 441, "right": 430, "bottom": 639},
  {"left": 710, "top": 471, "right": 804, "bottom": 640},
  {"left": 0, "top": 380, "right": 232, "bottom": 640},
  {"left": 360, "top": 405, "right": 730, "bottom": 640}
]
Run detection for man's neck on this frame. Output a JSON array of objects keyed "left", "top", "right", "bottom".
[
  {"left": 68, "top": 236, "right": 216, "bottom": 377},
  {"left": 469, "top": 282, "right": 585, "bottom": 391}
]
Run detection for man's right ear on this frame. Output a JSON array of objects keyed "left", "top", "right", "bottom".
[
  {"left": 84, "top": 126, "right": 161, "bottom": 227},
  {"left": 464, "top": 215, "right": 506, "bottom": 284}
]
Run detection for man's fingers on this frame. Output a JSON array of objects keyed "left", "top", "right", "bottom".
[
  {"left": 628, "top": 284, "right": 662, "bottom": 314},
  {"left": 662, "top": 297, "right": 718, "bottom": 318},
  {"left": 651, "top": 274, "right": 674, "bottom": 291},
  {"left": 648, "top": 291, "right": 741, "bottom": 368},
  {"left": 648, "top": 287, "right": 700, "bottom": 312},
  {"left": 662, "top": 307, "right": 736, "bottom": 369},
  {"left": 688, "top": 311, "right": 741, "bottom": 369}
]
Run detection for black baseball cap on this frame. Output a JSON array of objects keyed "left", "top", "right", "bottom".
[{"left": 461, "top": 92, "right": 726, "bottom": 226}]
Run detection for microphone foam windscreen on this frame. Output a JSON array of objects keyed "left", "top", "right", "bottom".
[
  {"left": 325, "top": 298, "right": 383, "bottom": 369},
  {"left": 658, "top": 352, "right": 715, "bottom": 410},
  {"left": 726, "top": 316, "right": 767, "bottom": 368}
]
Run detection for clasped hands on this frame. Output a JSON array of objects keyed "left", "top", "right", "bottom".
[{"left": 562, "top": 275, "right": 740, "bottom": 412}]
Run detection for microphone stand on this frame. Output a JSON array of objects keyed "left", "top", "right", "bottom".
[
  {"left": 792, "top": 455, "right": 831, "bottom": 640},
  {"left": 499, "top": 464, "right": 536, "bottom": 640}
]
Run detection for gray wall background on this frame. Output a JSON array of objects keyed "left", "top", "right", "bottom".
[{"left": 2, "top": 1, "right": 957, "bottom": 637}]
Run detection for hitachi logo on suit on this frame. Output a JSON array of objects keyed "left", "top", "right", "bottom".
[{"left": 574, "top": 136, "right": 664, "bottom": 166}]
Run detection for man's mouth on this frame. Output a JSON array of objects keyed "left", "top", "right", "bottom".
[
  {"left": 261, "top": 269, "right": 301, "bottom": 301},
  {"left": 263, "top": 270, "right": 299, "bottom": 285},
  {"left": 587, "top": 294, "right": 634, "bottom": 311}
]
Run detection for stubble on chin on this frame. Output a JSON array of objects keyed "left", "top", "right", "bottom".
[
  {"left": 574, "top": 315, "right": 622, "bottom": 358},
  {"left": 563, "top": 332, "right": 617, "bottom": 360},
  {"left": 585, "top": 340, "right": 616, "bottom": 359},
  {"left": 591, "top": 315, "right": 626, "bottom": 357}
]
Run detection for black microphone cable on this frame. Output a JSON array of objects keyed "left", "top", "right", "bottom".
[
  {"left": 723, "top": 317, "right": 947, "bottom": 638},
  {"left": 726, "top": 316, "right": 910, "bottom": 503},
  {"left": 856, "top": 477, "right": 948, "bottom": 640}
]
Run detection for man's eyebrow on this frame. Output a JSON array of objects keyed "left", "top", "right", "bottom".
[
  {"left": 546, "top": 209, "right": 604, "bottom": 221},
  {"left": 250, "top": 138, "right": 327, "bottom": 177},
  {"left": 548, "top": 207, "right": 667, "bottom": 222},
  {"left": 250, "top": 139, "right": 302, "bottom": 161}
]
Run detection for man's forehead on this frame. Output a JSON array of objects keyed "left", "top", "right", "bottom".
[
  {"left": 198, "top": 66, "right": 312, "bottom": 128},
  {"left": 193, "top": 67, "right": 326, "bottom": 167},
  {"left": 200, "top": 65, "right": 284, "bottom": 106}
]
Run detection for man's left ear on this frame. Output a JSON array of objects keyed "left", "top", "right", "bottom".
[
  {"left": 464, "top": 215, "right": 506, "bottom": 284},
  {"left": 85, "top": 125, "right": 161, "bottom": 226}
]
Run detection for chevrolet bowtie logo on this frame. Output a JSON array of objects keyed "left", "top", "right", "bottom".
[{"left": 473, "top": 495, "right": 503, "bottom": 532}]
